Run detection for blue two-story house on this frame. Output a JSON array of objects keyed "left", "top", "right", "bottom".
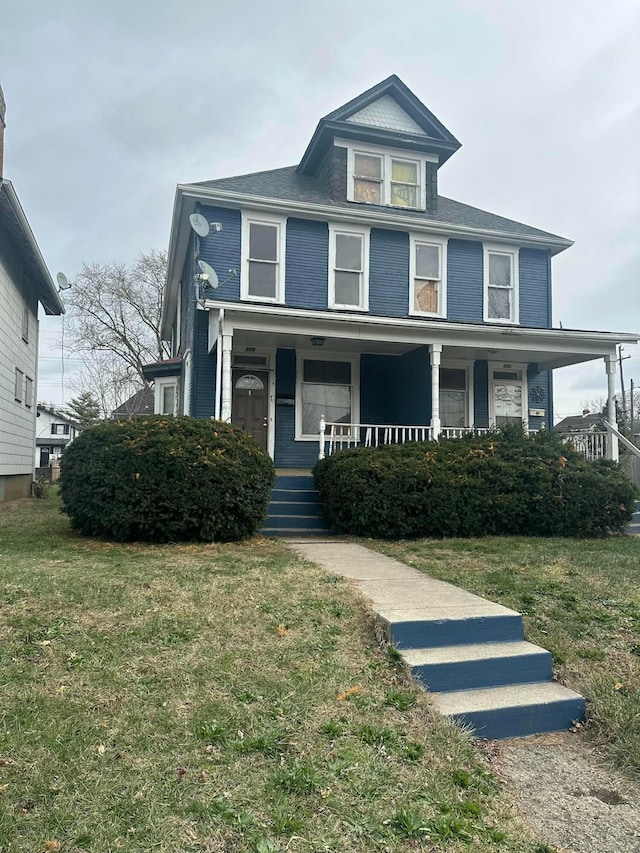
[{"left": 153, "top": 75, "right": 636, "bottom": 468}]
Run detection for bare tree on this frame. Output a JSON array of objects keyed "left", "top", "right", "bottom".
[{"left": 64, "top": 250, "right": 170, "bottom": 413}]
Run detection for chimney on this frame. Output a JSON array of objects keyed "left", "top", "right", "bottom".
[
  {"left": 0, "top": 84, "right": 6, "bottom": 179},
  {"left": 582, "top": 409, "right": 590, "bottom": 417}
]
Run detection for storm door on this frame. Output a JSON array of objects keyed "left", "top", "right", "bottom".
[
  {"left": 491, "top": 369, "right": 525, "bottom": 428},
  {"left": 231, "top": 370, "right": 269, "bottom": 451}
]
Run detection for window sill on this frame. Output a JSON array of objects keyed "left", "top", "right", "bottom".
[
  {"left": 484, "top": 317, "right": 520, "bottom": 326},
  {"left": 241, "top": 294, "right": 285, "bottom": 305},
  {"left": 328, "top": 304, "right": 369, "bottom": 313},
  {"left": 409, "top": 310, "right": 447, "bottom": 320}
]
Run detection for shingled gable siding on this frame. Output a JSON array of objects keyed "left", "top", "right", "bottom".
[
  {"left": 196, "top": 205, "right": 241, "bottom": 303},
  {"left": 191, "top": 310, "right": 216, "bottom": 419},
  {"left": 318, "top": 145, "right": 348, "bottom": 201},
  {"left": 519, "top": 248, "right": 551, "bottom": 328},
  {"left": 369, "top": 228, "right": 410, "bottom": 317},
  {"left": 285, "top": 218, "right": 329, "bottom": 310},
  {"left": 447, "top": 239, "right": 483, "bottom": 323},
  {"left": 426, "top": 162, "right": 438, "bottom": 215},
  {"left": 274, "top": 348, "right": 319, "bottom": 468}
]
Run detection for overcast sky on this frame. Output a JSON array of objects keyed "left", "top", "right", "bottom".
[{"left": 1, "top": 0, "right": 639, "bottom": 419}]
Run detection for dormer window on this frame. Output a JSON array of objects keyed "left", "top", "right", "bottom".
[{"left": 342, "top": 140, "right": 432, "bottom": 211}]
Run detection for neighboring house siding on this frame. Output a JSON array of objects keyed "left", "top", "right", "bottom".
[
  {"left": 447, "top": 239, "right": 483, "bottom": 323},
  {"left": 191, "top": 311, "right": 216, "bottom": 418},
  {"left": 196, "top": 205, "right": 242, "bottom": 303},
  {"left": 519, "top": 248, "right": 550, "bottom": 328},
  {"left": 285, "top": 218, "right": 329, "bottom": 310},
  {"left": 0, "top": 231, "right": 38, "bottom": 479},
  {"left": 369, "top": 229, "right": 409, "bottom": 318}
]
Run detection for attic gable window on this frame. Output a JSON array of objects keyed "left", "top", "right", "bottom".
[
  {"left": 343, "top": 140, "right": 431, "bottom": 211},
  {"left": 241, "top": 212, "right": 287, "bottom": 303}
]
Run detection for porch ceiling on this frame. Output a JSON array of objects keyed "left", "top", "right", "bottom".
[{"left": 210, "top": 303, "right": 638, "bottom": 372}]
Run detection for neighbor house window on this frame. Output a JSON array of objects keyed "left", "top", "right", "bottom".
[
  {"left": 329, "top": 225, "right": 369, "bottom": 310},
  {"left": 440, "top": 367, "right": 468, "bottom": 428},
  {"left": 51, "top": 424, "right": 70, "bottom": 435},
  {"left": 484, "top": 246, "right": 519, "bottom": 323},
  {"left": 345, "top": 142, "right": 431, "bottom": 210},
  {"left": 22, "top": 304, "right": 29, "bottom": 343},
  {"left": 241, "top": 213, "right": 286, "bottom": 303},
  {"left": 25, "top": 376, "right": 33, "bottom": 408},
  {"left": 155, "top": 379, "right": 178, "bottom": 416},
  {"left": 410, "top": 236, "right": 447, "bottom": 317},
  {"left": 14, "top": 368, "right": 23, "bottom": 402},
  {"left": 296, "top": 355, "right": 359, "bottom": 440}
]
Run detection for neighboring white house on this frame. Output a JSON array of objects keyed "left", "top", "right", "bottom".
[
  {"left": 35, "top": 405, "right": 81, "bottom": 468},
  {"left": 0, "top": 84, "right": 64, "bottom": 501}
]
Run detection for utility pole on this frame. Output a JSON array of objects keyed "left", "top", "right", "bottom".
[
  {"left": 631, "top": 378, "right": 636, "bottom": 444},
  {"left": 618, "top": 346, "right": 631, "bottom": 423}
]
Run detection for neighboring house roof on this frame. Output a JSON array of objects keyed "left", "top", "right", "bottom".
[
  {"left": 36, "top": 404, "right": 81, "bottom": 429},
  {"left": 555, "top": 414, "right": 604, "bottom": 432},
  {"left": 0, "top": 179, "right": 63, "bottom": 315},
  {"left": 112, "top": 387, "right": 155, "bottom": 417},
  {"left": 142, "top": 357, "right": 182, "bottom": 381},
  {"left": 188, "top": 165, "right": 568, "bottom": 244}
]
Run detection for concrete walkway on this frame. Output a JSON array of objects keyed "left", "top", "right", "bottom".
[{"left": 287, "top": 541, "right": 585, "bottom": 739}]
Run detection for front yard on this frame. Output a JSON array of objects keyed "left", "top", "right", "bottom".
[
  {"left": 0, "top": 493, "right": 548, "bottom": 853},
  {"left": 373, "top": 536, "right": 640, "bottom": 775}
]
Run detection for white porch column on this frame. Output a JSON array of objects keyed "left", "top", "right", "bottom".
[
  {"left": 606, "top": 353, "right": 619, "bottom": 461},
  {"left": 220, "top": 332, "right": 233, "bottom": 422},
  {"left": 430, "top": 343, "right": 442, "bottom": 440}
]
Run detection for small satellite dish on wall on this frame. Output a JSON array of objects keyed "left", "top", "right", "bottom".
[
  {"left": 56, "top": 272, "right": 71, "bottom": 292},
  {"left": 197, "top": 259, "right": 219, "bottom": 289},
  {"left": 189, "top": 213, "right": 210, "bottom": 238}
]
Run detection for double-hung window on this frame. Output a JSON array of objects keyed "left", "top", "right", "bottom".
[
  {"left": 484, "top": 246, "right": 519, "bottom": 323},
  {"left": 14, "top": 368, "right": 23, "bottom": 402},
  {"left": 440, "top": 367, "right": 469, "bottom": 428},
  {"left": 353, "top": 153, "right": 383, "bottom": 204},
  {"left": 329, "top": 225, "right": 369, "bottom": 310},
  {"left": 410, "top": 236, "right": 447, "bottom": 317},
  {"left": 241, "top": 213, "right": 286, "bottom": 303},
  {"left": 345, "top": 142, "right": 430, "bottom": 210},
  {"left": 296, "top": 354, "right": 359, "bottom": 440},
  {"left": 390, "top": 159, "right": 419, "bottom": 207}
]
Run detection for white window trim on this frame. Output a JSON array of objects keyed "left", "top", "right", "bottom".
[
  {"left": 14, "top": 367, "right": 23, "bottom": 402},
  {"left": 488, "top": 361, "right": 528, "bottom": 429},
  {"left": 328, "top": 223, "right": 370, "bottom": 311},
  {"left": 483, "top": 244, "right": 520, "bottom": 325},
  {"left": 339, "top": 138, "right": 435, "bottom": 211},
  {"left": 241, "top": 211, "right": 287, "bottom": 304},
  {"left": 155, "top": 378, "right": 178, "bottom": 416},
  {"left": 295, "top": 351, "right": 360, "bottom": 441},
  {"left": 409, "top": 234, "right": 448, "bottom": 319},
  {"left": 439, "top": 359, "right": 473, "bottom": 428}
]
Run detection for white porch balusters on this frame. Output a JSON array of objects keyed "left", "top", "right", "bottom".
[
  {"left": 429, "top": 343, "right": 442, "bottom": 440},
  {"left": 606, "top": 353, "right": 619, "bottom": 461},
  {"left": 220, "top": 333, "right": 233, "bottom": 422},
  {"left": 318, "top": 416, "right": 326, "bottom": 460}
]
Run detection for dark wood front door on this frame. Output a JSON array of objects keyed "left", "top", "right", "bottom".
[{"left": 231, "top": 370, "right": 269, "bottom": 451}]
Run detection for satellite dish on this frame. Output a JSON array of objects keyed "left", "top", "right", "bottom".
[
  {"left": 189, "top": 213, "right": 210, "bottom": 238},
  {"left": 56, "top": 272, "right": 71, "bottom": 291},
  {"left": 197, "top": 259, "right": 219, "bottom": 289}
]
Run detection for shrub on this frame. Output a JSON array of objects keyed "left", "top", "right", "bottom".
[
  {"left": 60, "top": 416, "right": 274, "bottom": 542},
  {"left": 313, "top": 426, "right": 636, "bottom": 539}
]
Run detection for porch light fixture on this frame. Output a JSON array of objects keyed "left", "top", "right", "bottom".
[{"left": 310, "top": 337, "right": 325, "bottom": 347}]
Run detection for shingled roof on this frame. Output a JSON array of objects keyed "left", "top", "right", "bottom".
[{"left": 188, "top": 165, "right": 569, "bottom": 245}]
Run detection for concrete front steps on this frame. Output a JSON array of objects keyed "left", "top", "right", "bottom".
[
  {"left": 289, "top": 542, "right": 585, "bottom": 740},
  {"left": 627, "top": 500, "right": 640, "bottom": 535},
  {"left": 262, "top": 473, "right": 334, "bottom": 537}
]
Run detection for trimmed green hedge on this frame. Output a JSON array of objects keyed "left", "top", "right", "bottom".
[
  {"left": 313, "top": 427, "right": 636, "bottom": 539},
  {"left": 60, "top": 417, "right": 274, "bottom": 542}
]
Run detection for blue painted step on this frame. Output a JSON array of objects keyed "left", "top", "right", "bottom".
[
  {"left": 262, "top": 473, "right": 334, "bottom": 538},
  {"left": 388, "top": 613, "right": 524, "bottom": 651}
]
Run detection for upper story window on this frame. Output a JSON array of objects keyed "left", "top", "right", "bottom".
[
  {"left": 484, "top": 245, "right": 519, "bottom": 324},
  {"left": 22, "top": 304, "right": 30, "bottom": 343},
  {"left": 25, "top": 376, "right": 33, "bottom": 408},
  {"left": 342, "top": 140, "right": 434, "bottom": 211},
  {"left": 14, "top": 368, "right": 23, "bottom": 402},
  {"left": 328, "top": 225, "right": 369, "bottom": 311},
  {"left": 241, "top": 212, "right": 286, "bottom": 303},
  {"left": 409, "top": 235, "right": 447, "bottom": 318},
  {"left": 51, "top": 423, "right": 70, "bottom": 435}
]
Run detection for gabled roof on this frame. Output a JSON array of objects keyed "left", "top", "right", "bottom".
[
  {"left": 188, "top": 165, "right": 570, "bottom": 245},
  {"left": 554, "top": 413, "right": 604, "bottom": 433},
  {"left": 298, "top": 75, "right": 461, "bottom": 174},
  {"left": 0, "top": 179, "right": 63, "bottom": 315},
  {"left": 111, "top": 387, "right": 155, "bottom": 416}
]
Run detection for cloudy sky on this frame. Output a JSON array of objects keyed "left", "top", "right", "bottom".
[{"left": 1, "top": 0, "right": 639, "bottom": 420}]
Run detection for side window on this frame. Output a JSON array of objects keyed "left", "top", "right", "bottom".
[
  {"left": 329, "top": 226, "right": 369, "bottom": 311},
  {"left": 485, "top": 246, "right": 519, "bottom": 323},
  {"left": 410, "top": 236, "right": 447, "bottom": 317},
  {"left": 241, "top": 214, "right": 286, "bottom": 303}
]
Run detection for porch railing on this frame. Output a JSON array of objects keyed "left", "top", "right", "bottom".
[
  {"left": 319, "top": 419, "right": 433, "bottom": 459},
  {"left": 563, "top": 431, "right": 607, "bottom": 461}
]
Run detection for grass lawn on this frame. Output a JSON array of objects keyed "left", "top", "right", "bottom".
[
  {"left": 372, "top": 536, "right": 640, "bottom": 776},
  {"left": 0, "top": 493, "right": 553, "bottom": 853}
]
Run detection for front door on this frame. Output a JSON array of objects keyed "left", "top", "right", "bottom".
[
  {"left": 231, "top": 370, "right": 269, "bottom": 451},
  {"left": 491, "top": 376, "right": 525, "bottom": 428}
]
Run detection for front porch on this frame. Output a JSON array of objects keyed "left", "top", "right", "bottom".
[{"left": 200, "top": 301, "right": 632, "bottom": 468}]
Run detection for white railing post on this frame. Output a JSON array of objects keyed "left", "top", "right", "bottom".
[
  {"left": 220, "top": 333, "right": 233, "bottom": 422},
  {"left": 606, "top": 354, "right": 619, "bottom": 461},
  {"left": 430, "top": 343, "right": 442, "bottom": 440},
  {"left": 318, "top": 416, "right": 325, "bottom": 460}
]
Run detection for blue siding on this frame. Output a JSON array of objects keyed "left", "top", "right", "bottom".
[
  {"left": 192, "top": 310, "right": 216, "bottom": 418},
  {"left": 369, "top": 229, "right": 409, "bottom": 318},
  {"left": 196, "top": 205, "right": 242, "bottom": 303},
  {"left": 527, "top": 367, "right": 552, "bottom": 430},
  {"left": 361, "top": 354, "right": 395, "bottom": 423},
  {"left": 447, "top": 239, "right": 483, "bottom": 323},
  {"left": 274, "top": 348, "right": 318, "bottom": 468},
  {"left": 392, "top": 347, "right": 431, "bottom": 424},
  {"left": 474, "top": 360, "right": 489, "bottom": 427},
  {"left": 519, "top": 249, "right": 550, "bottom": 328},
  {"left": 286, "top": 218, "right": 329, "bottom": 310}
]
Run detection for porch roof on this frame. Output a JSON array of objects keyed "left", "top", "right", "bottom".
[{"left": 205, "top": 300, "right": 638, "bottom": 372}]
